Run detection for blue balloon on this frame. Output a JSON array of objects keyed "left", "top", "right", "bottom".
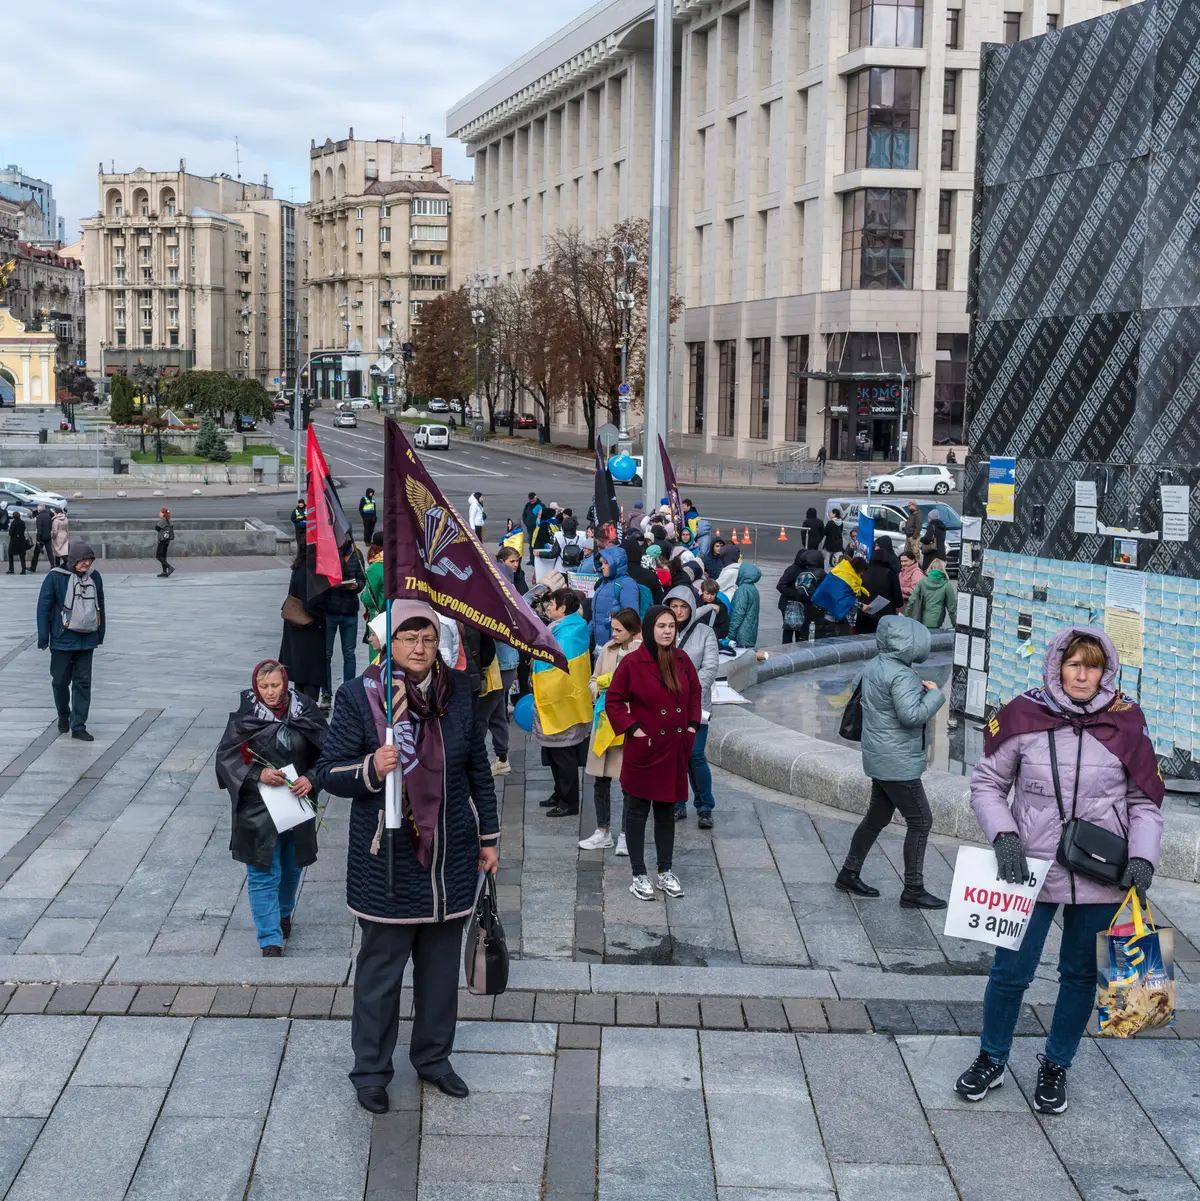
[
  {"left": 513, "top": 693, "right": 535, "bottom": 733},
  {"left": 610, "top": 454, "right": 637, "bottom": 482}
]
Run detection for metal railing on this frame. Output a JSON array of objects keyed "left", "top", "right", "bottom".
[{"left": 754, "top": 443, "right": 810, "bottom": 466}]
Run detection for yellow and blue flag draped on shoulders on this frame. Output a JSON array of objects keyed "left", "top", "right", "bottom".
[
  {"left": 501, "top": 529, "right": 525, "bottom": 556},
  {"left": 532, "top": 612, "right": 593, "bottom": 736},
  {"left": 590, "top": 671, "right": 623, "bottom": 756}
]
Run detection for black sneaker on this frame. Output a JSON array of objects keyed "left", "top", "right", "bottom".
[
  {"left": 954, "top": 1051, "right": 1006, "bottom": 1102},
  {"left": 71, "top": 729, "right": 95, "bottom": 742},
  {"left": 57, "top": 715, "right": 69, "bottom": 734},
  {"left": 698, "top": 812, "right": 714, "bottom": 830},
  {"left": 1033, "top": 1054, "right": 1068, "bottom": 1114}
]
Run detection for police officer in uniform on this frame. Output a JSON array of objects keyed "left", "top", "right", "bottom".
[{"left": 359, "top": 489, "right": 378, "bottom": 544}]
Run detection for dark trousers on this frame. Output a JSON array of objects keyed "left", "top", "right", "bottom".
[
  {"left": 296, "top": 682, "right": 320, "bottom": 701},
  {"left": 350, "top": 915, "right": 466, "bottom": 1090},
  {"left": 29, "top": 538, "right": 53, "bottom": 571},
  {"left": 50, "top": 648, "right": 93, "bottom": 731},
  {"left": 362, "top": 514, "right": 377, "bottom": 544},
  {"left": 515, "top": 654, "right": 532, "bottom": 700},
  {"left": 625, "top": 795, "right": 676, "bottom": 876},
  {"left": 476, "top": 668, "right": 516, "bottom": 759},
  {"left": 547, "top": 744, "right": 583, "bottom": 813},
  {"left": 592, "top": 776, "right": 627, "bottom": 832},
  {"left": 841, "top": 778, "right": 932, "bottom": 891},
  {"left": 155, "top": 542, "right": 171, "bottom": 574},
  {"left": 324, "top": 613, "right": 358, "bottom": 691},
  {"left": 7, "top": 545, "right": 27, "bottom": 573}
]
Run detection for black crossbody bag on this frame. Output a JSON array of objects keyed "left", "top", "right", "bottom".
[{"left": 1048, "top": 729, "right": 1128, "bottom": 886}]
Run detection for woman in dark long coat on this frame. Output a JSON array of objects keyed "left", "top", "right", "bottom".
[
  {"left": 605, "top": 605, "right": 702, "bottom": 903},
  {"left": 857, "top": 540, "right": 905, "bottom": 636},
  {"left": 311, "top": 600, "right": 499, "bottom": 1116},
  {"left": 279, "top": 549, "right": 326, "bottom": 699},
  {"left": 215, "top": 660, "right": 327, "bottom": 955}
]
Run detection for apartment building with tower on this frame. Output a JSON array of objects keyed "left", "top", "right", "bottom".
[
  {"left": 81, "top": 166, "right": 303, "bottom": 393},
  {"left": 306, "top": 133, "right": 474, "bottom": 402},
  {"left": 449, "top": 0, "right": 1137, "bottom": 461}
]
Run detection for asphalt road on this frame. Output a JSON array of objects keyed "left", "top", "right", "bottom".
[{"left": 63, "top": 412, "right": 961, "bottom": 547}]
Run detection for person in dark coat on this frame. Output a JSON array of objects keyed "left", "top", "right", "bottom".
[
  {"left": 698, "top": 579, "right": 731, "bottom": 640},
  {"left": 214, "top": 660, "right": 328, "bottom": 956},
  {"left": 310, "top": 600, "right": 499, "bottom": 1115},
  {"left": 29, "top": 504, "right": 54, "bottom": 572},
  {"left": 309, "top": 541, "right": 366, "bottom": 703},
  {"left": 358, "top": 489, "right": 378, "bottom": 544},
  {"left": 920, "top": 513, "right": 947, "bottom": 571},
  {"left": 605, "top": 605, "right": 702, "bottom": 902},
  {"left": 290, "top": 500, "right": 307, "bottom": 556},
  {"left": 6, "top": 511, "right": 29, "bottom": 574},
  {"left": 623, "top": 534, "right": 663, "bottom": 605},
  {"left": 155, "top": 507, "right": 176, "bottom": 578},
  {"left": 522, "top": 492, "right": 542, "bottom": 566},
  {"left": 822, "top": 509, "right": 845, "bottom": 567},
  {"left": 801, "top": 507, "right": 825, "bottom": 552},
  {"left": 777, "top": 549, "right": 824, "bottom": 643},
  {"left": 36, "top": 538, "right": 105, "bottom": 739},
  {"left": 498, "top": 545, "right": 528, "bottom": 595},
  {"left": 702, "top": 537, "right": 726, "bottom": 579},
  {"left": 279, "top": 550, "right": 327, "bottom": 700},
  {"left": 857, "top": 540, "right": 905, "bottom": 635}
]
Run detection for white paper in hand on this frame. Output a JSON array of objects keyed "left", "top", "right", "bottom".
[
  {"left": 258, "top": 764, "right": 314, "bottom": 833},
  {"left": 943, "top": 845, "right": 1051, "bottom": 950},
  {"left": 384, "top": 727, "right": 402, "bottom": 830}
]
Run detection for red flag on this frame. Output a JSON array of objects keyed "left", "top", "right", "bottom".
[
  {"left": 306, "top": 425, "right": 349, "bottom": 586},
  {"left": 658, "top": 435, "right": 684, "bottom": 535},
  {"left": 383, "top": 419, "right": 567, "bottom": 670}
]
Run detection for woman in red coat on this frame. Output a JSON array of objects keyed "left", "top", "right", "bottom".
[{"left": 605, "top": 605, "right": 702, "bottom": 901}]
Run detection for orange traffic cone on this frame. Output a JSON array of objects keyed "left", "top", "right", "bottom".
[
  {"left": 715, "top": 527, "right": 721, "bottom": 538},
  {"left": 742, "top": 526, "right": 752, "bottom": 544},
  {"left": 777, "top": 525, "right": 788, "bottom": 541},
  {"left": 730, "top": 528, "right": 739, "bottom": 544}
]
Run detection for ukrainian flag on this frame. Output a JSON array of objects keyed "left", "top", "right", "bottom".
[
  {"left": 501, "top": 529, "right": 525, "bottom": 556},
  {"left": 532, "top": 612, "right": 593, "bottom": 735},
  {"left": 590, "top": 673, "right": 623, "bottom": 756}
]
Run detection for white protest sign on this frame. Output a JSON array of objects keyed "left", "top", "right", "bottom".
[{"left": 943, "top": 845, "right": 1051, "bottom": 950}]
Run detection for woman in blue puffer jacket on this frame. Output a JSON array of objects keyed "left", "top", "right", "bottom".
[{"left": 590, "top": 547, "right": 642, "bottom": 644}]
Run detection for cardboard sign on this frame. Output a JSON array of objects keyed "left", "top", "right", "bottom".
[{"left": 943, "top": 846, "right": 1051, "bottom": 950}]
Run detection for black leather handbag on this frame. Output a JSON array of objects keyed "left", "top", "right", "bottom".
[
  {"left": 839, "top": 680, "right": 864, "bottom": 743},
  {"left": 464, "top": 872, "right": 509, "bottom": 996},
  {"left": 1048, "top": 730, "right": 1128, "bottom": 886}
]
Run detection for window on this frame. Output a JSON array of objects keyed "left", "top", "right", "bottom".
[
  {"left": 168, "top": 308, "right": 179, "bottom": 328},
  {"left": 936, "top": 248, "right": 951, "bottom": 289},
  {"left": 166, "top": 200, "right": 176, "bottom": 217},
  {"left": 410, "top": 300, "right": 425, "bottom": 319},
  {"left": 117, "top": 330, "right": 126, "bottom": 346},
  {"left": 114, "top": 247, "right": 124, "bottom": 265},
  {"left": 785, "top": 336, "right": 808, "bottom": 442},
  {"left": 717, "top": 341, "right": 737, "bottom": 437},
  {"left": 141, "top": 247, "right": 151, "bottom": 263},
  {"left": 689, "top": 343, "right": 705, "bottom": 433},
  {"left": 749, "top": 339, "right": 771, "bottom": 439},
  {"left": 381, "top": 204, "right": 391, "bottom": 217},
  {"left": 143, "top": 330, "right": 152, "bottom": 346},
  {"left": 1046, "top": 12, "right": 1059, "bottom": 29},
  {"left": 946, "top": 7, "right": 960, "bottom": 47},
  {"left": 114, "top": 203, "right": 123, "bottom": 218},
  {"left": 845, "top": 68, "right": 921, "bottom": 170},
  {"left": 934, "top": 332, "right": 968, "bottom": 443},
  {"left": 938, "top": 189, "right": 953, "bottom": 233},
  {"left": 142, "top": 268, "right": 152, "bottom": 282},
  {"left": 355, "top": 229, "right": 363, "bottom": 244},
  {"left": 412, "top": 197, "right": 449, "bottom": 216},
  {"left": 849, "top": 0, "right": 924, "bottom": 49},
  {"left": 1003, "top": 10, "right": 1021, "bottom": 42},
  {"left": 115, "top": 267, "right": 125, "bottom": 283},
  {"left": 379, "top": 227, "right": 391, "bottom": 243},
  {"left": 355, "top": 207, "right": 364, "bottom": 220},
  {"left": 430, "top": 253, "right": 443, "bottom": 266},
  {"left": 412, "top": 253, "right": 422, "bottom": 266},
  {"left": 943, "top": 70, "right": 958, "bottom": 114},
  {"left": 411, "top": 275, "right": 448, "bottom": 291},
  {"left": 167, "top": 246, "right": 178, "bottom": 264},
  {"left": 941, "top": 129, "right": 957, "bottom": 170},
  {"left": 411, "top": 225, "right": 448, "bottom": 241},
  {"left": 140, "top": 204, "right": 149, "bottom": 218},
  {"left": 168, "top": 289, "right": 178, "bottom": 303},
  {"left": 841, "top": 189, "right": 916, "bottom": 289},
  {"left": 168, "top": 267, "right": 178, "bottom": 283}
]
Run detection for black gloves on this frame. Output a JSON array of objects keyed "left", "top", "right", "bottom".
[
  {"left": 1119, "top": 857, "right": 1154, "bottom": 903},
  {"left": 993, "top": 832, "right": 1030, "bottom": 885}
]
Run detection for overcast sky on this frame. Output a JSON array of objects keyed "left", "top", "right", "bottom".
[{"left": 3, "top": 0, "right": 593, "bottom": 240}]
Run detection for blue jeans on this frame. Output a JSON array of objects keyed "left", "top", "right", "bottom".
[
  {"left": 676, "top": 723, "right": 715, "bottom": 814},
  {"left": 246, "top": 833, "right": 301, "bottom": 948},
  {"left": 981, "top": 900, "right": 1116, "bottom": 1069},
  {"left": 325, "top": 612, "right": 358, "bottom": 691}
]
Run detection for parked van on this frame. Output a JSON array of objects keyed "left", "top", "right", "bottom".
[{"left": 823, "top": 497, "right": 962, "bottom": 575}]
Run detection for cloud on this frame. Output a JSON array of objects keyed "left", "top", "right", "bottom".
[{"left": 2, "top": 0, "right": 592, "bottom": 238}]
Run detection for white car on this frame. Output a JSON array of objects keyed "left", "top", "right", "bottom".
[
  {"left": 413, "top": 423, "right": 450, "bottom": 450},
  {"left": 865, "top": 464, "right": 956, "bottom": 496},
  {"left": 347, "top": 398, "right": 373, "bottom": 411},
  {"left": 0, "top": 477, "right": 68, "bottom": 511},
  {"left": 333, "top": 410, "right": 358, "bottom": 428},
  {"left": 428, "top": 398, "right": 450, "bottom": 413}
]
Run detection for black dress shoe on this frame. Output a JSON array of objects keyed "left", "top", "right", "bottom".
[
  {"left": 899, "top": 889, "right": 947, "bottom": 910},
  {"left": 356, "top": 1086, "right": 389, "bottom": 1114},
  {"left": 835, "top": 869, "right": 881, "bottom": 897},
  {"left": 545, "top": 804, "right": 579, "bottom": 818},
  {"left": 420, "top": 1070, "right": 469, "bottom": 1098},
  {"left": 71, "top": 729, "right": 95, "bottom": 742},
  {"left": 538, "top": 796, "right": 559, "bottom": 808},
  {"left": 57, "top": 716, "right": 69, "bottom": 734}
]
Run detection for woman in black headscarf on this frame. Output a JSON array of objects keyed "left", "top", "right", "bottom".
[
  {"left": 215, "top": 659, "right": 328, "bottom": 957},
  {"left": 857, "top": 539, "right": 905, "bottom": 635},
  {"left": 623, "top": 533, "right": 663, "bottom": 605}
]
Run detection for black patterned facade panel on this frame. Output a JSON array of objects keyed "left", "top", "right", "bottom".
[
  {"left": 1152, "top": 0, "right": 1200, "bottom": 154},
  {"left": 1144, "top": 145, "right": 1200, "bottom": 311},
  {"left": 974, "top": 157, "right": 1147, "bottom": 323},
  {"left": 966, "top": 314, "right": 1140, "bottom": 460},
  {"left": 977, "top": 5, "right": 1155, "bottom": 190},
  {"left": 1134, "top": 305, "right": 1200, "bottom": 464}
]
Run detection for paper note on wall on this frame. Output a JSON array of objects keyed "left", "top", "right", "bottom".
[
  {"left": 954, "top": 632, "right": 970, "bottom": 666},
  {"left": 969, "top": 637, "right": 987, "bottom": 671},
  {"left": 1163, "top": 512, "right": 1189, "bottom": 542},
  {"left": 1074, "top": 507, "right": 1098, "bottom": 534},
  {"left": 966, "top": 669, "right": 988, "bottom": 717},
  {"left": 972, "top": 596, "right": 989, "bottom": 631},
  {"left": 956, "top": 593, "right": 973, "bottom": 628},
  {"left": 1075, "top": 480, "right": 1098, "bottom": 508},
  {"left": 1105, "top": 567, "right": 1147, "bottom": 615},
  {"left": 986, "top": 456, "right": 1016, "bottom": 522},
  {"left": 1104, "top": 607, "right": 1144, "bottom": 668}
]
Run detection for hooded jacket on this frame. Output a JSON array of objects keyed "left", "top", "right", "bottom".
[
  {"left": 859, "top": 616, "right": 946, "bottom": 781},
  {"left": 624, "top": 535, "right": 663, "bottom": 605},
  {"left": 776, "top": 549, "right": 823, "bottom": 615},
  {"left": 694, "top": 518, "right": 713, "bottom": 558},
  {"left": 801, "top": 508, "right": 825, "bottom": 551},
  {"left": 591, "top": 547, "right": 642, "bottom": 642},
  {"left": 857, "top": 550, "right": 904, "bottom": 635},
  {"left": 905, "top": 569, "right": 956, "bottom": 629},
  {"left": 728, "top": 562, "right": 762, "bottom": 648},
  {"left": 970, "top": 626, "right": 1163, "bottom": 905},
  {"left": 36, "top": 541, "right": 106, "bottom": 652},
  {"left": 665, "top": 585, "right": 719, "bottom": 714},
  {"left": 468, "top": 493, "right": 486, "bottom": 529},
  {"left": 899, "top": 557, "right": 925, "bottom": 602},
  {"left": 823, "top": 515, "right": 844, "bottom": 555}
]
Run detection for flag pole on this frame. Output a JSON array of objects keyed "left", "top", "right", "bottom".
[{"left": 383, "top": 597, "right": 396, "bottom": 899}]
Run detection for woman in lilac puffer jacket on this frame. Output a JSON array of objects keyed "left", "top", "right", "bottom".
[{"left": 954, "top": 625, "right": 1164, "bottom": 1116}]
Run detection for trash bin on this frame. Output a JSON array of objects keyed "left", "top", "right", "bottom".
[{"left": 38, "top": 429, "right": 48, "bottom": 444}]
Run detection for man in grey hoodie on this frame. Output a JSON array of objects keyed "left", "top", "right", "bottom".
[{"left": 665, "top": 585, "right": 719, "bottom": 827}]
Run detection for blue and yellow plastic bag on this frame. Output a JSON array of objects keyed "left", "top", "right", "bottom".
[{"left": 1096, "top": 889, "right": 1175, "bottom": 1037}]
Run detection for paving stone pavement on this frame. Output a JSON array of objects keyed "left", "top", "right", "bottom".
[{"left": 3, "top": 566, "right": 1200, "bottom": 1198}]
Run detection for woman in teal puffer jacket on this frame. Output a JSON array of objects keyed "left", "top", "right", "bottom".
[{"left": 728, "top": 562, "right": 762, "bottom": 647}]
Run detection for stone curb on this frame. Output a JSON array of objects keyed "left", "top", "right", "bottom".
[{"left": 708, "top": 637, "right": 1200, "bottom": 885}]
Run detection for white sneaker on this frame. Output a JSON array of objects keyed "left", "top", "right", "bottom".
[
  {"left": 615, "top": 833, "right": 629, "bottom": 857},
  {"left": 490, "top": 759, "right": 512, "bottom": 776},
  {"left": 630, "top": 874, "right": 656, "bottom": 901},
  {"left": 657, "top": 871, "right": 685, "bottom": 899},
  {"left": 579, "top": 828, "right": 614, "bottom": 850}
]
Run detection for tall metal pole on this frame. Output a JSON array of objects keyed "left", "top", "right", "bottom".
[
  {"left": 642, "top": 0, "right": 674, "bottom": 509},
  {"left": 292, "top": 310, "right": 304, "bottom": 501}
]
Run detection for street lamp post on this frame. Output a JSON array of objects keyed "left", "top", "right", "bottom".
[
  {"left": 466, "top": 274, "right": 490, "bottom": 428},
  {"left": 605, "top": 243, "right": 638, "bottom": 456},
  {"left": 99, "top": 339, "right": 107, "bottom": 401}
]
